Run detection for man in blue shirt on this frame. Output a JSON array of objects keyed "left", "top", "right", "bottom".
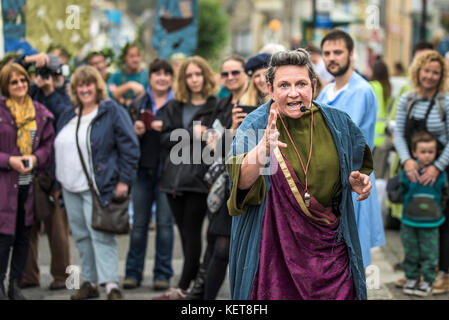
[{"left": 316, "top": 29, "right": 385, "bottom": 268}]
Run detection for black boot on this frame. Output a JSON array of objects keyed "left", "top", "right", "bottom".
[
  {"left": 183, "top": 263, "right": 207, "bottom": 300},
  {"left": 8, "top": 279, "right": 26, "bottom": 300},
  {"left": 0, "top": 281, "right": 7, "bottom": 300}
]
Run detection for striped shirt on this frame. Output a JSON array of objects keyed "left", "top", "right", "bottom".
[
  {"left": 394, "top": 93, "right": 449, "bottom": 171},
  {"left": 18, "top": 129, "right": 36, "bottom": 186}
]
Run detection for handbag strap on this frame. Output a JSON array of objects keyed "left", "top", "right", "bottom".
[{"left": 74, "top": 105, "right": 96, "bottom": 192}]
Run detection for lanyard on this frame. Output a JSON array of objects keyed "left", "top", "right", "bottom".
[{"left": 277, "top": 108, "right": 314, "bottom": 206}]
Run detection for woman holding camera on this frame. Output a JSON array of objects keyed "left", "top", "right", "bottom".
[
  {"left": 54, "top": 65, "right": 139, "bottom": 300},
  {"left": 0, "top": 63, "right": 55, "bottom": 300}
]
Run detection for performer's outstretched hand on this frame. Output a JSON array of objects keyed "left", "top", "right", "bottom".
[{"left": 349, "top": 171, "right": 372, "bottom": 201}]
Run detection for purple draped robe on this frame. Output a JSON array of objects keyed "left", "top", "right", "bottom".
[{"left": 250, "top": 149, "right": 356, "bottom": 300}]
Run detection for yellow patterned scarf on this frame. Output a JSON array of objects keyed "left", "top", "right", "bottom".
[{"left": 6, "top": 96, "right": 37, "bottom": 155}]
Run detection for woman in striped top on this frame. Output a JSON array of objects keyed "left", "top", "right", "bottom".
[{"left": 394, "top": 50, "right": 449, "bottom": 294}]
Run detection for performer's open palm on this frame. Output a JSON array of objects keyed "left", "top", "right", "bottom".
[{"left": 349, "top": 171, "right": 372, "bottom": 201}]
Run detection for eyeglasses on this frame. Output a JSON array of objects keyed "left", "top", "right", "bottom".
[
  {"left": 221, "top": 70, "right": 243, "bottom": 79},
  {"left": 9, "top": 78, "right": 27, "bottom": 86}
]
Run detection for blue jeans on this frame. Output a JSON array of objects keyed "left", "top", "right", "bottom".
[
  {"left": 62, "top": 189, "right": 119, "bottom": 284},
  {"left": 125, "top": 168, "right": 174, "bottom": 284}
]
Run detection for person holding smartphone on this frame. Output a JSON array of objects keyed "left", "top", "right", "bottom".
[
  {"left": 185, "top": 55, "right": 254, "bottom": 300},
  {"left": 213, "top": 55, "right": 248, "bottom": 132},
  {"left": 0, "top": 63, "right": 55, "bottom": 300},
  {"left": 154, "top": 56, "right": 218, "bottom": 300},
  {"left": 123, "top": 58, "right": 176, "bottom": 291}
]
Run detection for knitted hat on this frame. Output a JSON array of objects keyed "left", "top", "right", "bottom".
[{"left": 244, "top": 53, "right": 271, "bottom": 77}]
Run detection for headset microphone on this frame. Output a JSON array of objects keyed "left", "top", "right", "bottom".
[{"left": 299, "top": 86, "right": 315, "bottom": 113}]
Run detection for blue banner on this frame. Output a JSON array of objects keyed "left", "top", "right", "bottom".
[
  {"left": 152, "top": 0, "right": 198, "bottom": 59},
  {"left": 2, "top": 0, "right": 38, "bottom": 55}
]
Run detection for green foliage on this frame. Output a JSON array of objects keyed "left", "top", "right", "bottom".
[
  {"left": 195, "top": 0, "right": 229, "bottom": 69},
  {"left": 85, "top": 48, "right": 115, "bottom": 66}
]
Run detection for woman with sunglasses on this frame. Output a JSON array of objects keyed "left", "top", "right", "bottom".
[
  {"left": 155, "top": 56, "right": 218, "bottom": 300},
  {"left": 182, "top": 55, "right": 250, "bottom": 300},
  {"left": 214, "top": 55, "right": 248, "bottom": 130},
  {"left": 0, "top": 63, "right": 55, "bottom": 299}
]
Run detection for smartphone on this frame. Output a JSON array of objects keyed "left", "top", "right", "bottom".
[
  {"left": 140, "top": 110, "right": 155, "bottom": 130},
  {"left": 22, "top": 156, "right": 33, "bottom": 169},
  {"left": 238, "top": 105, "right": 257, "bottom": 115}
]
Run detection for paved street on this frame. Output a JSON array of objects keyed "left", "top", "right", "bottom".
[{"left": 14, "top": 224, "right": 449, "bottom": 300}]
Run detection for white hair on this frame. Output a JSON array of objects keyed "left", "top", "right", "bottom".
[{"left": 259, "top": 43, "right": 286, "bottom": 55}]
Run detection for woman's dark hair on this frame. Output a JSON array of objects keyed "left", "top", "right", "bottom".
[
  {"left": 371, "top": 59, "right": 391, "bottom": 106},
  {"left": 265, "top": 48, "right": 317, "bottom": 87},
  {"left": 149, "top": 58, "right": 174, "bottom": 76}
]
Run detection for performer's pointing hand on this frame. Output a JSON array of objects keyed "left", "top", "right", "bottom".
[
  {"left": 349, "top": 171, "right": 372, "bottom": 201},
  {"left": 262, "top": 109, "right": 287, "bottom": 157}
]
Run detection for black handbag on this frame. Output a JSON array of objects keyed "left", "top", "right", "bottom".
[
  {"left": 75, "top": 107, "right": 130, "bottom": 235},
  {"left": 33, "top": 171, "right": 55, "bottom": 222},
  {"left": 386, "top": 173, "right": 403, "bottom": 204}
]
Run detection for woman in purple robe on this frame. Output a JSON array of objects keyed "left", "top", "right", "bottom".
[{"left": 226, "top": 49, "right": 373, "bottom": 300}]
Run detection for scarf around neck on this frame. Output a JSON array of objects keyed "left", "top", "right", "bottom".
[{"left": 6, "top": 96, "right": 36, "bottom": 155}]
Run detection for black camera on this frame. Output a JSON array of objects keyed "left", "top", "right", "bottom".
[
  {"left": 22, "top": 157, "right": 33, "bottom": 169},
  {"left": 35, "top": 67, "right": 55, "bottom": 80},
  {"left": 34, "top": 54, "right": 63, "bottom": 80}
]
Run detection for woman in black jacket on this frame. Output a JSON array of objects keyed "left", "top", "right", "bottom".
[{"left": 155, "top": 56, "right": 218, "bottom": 299}]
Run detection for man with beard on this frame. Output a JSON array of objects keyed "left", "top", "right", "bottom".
[{"left": 316, "top": 29, "right": 385, "bottom": 268}]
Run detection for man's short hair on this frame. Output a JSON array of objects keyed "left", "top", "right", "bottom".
[
  {"left": 412, "top": 41, "right": 434, "bottom": 58},
  {"left": 304, "top": 43, "right": 321, "bottom": 55},
  {"left": 320, "top": 29, "right": 354, "bottom": 53}
]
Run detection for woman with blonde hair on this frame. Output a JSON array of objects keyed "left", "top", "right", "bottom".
[
  {"left": 239, "top": 53, "right": 271, "bottom": 107},
  {"left": 54, "top": 65, "right": 139, "bottom": 300},
  {"left": 394, "top": 50, "right": 449, "bottom": 295},
  {"left": 155, "top": 56, "right": 218, "bottom": 300},
  {"left": 0, "top": 63, "right": 55, "bottom": 300}
]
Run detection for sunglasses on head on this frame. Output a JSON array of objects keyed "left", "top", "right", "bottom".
[
  {"left": 221, "top": 70, "right": 242, "bottom": 78},
  {"left": 9, "top": 78, "right": 27, "bottom": 86}
]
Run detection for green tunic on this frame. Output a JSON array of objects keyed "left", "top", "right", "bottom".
[{"left": 227, "top": 106, "right": 373, "bottom": 215}]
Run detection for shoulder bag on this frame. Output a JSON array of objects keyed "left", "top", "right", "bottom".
[{"left": 75, "top": 106, "right": 130, "bottom": 235}]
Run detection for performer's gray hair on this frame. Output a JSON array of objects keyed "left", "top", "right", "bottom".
[{"left": 265, "top": 48, "right": 318, "bottom": 87}]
